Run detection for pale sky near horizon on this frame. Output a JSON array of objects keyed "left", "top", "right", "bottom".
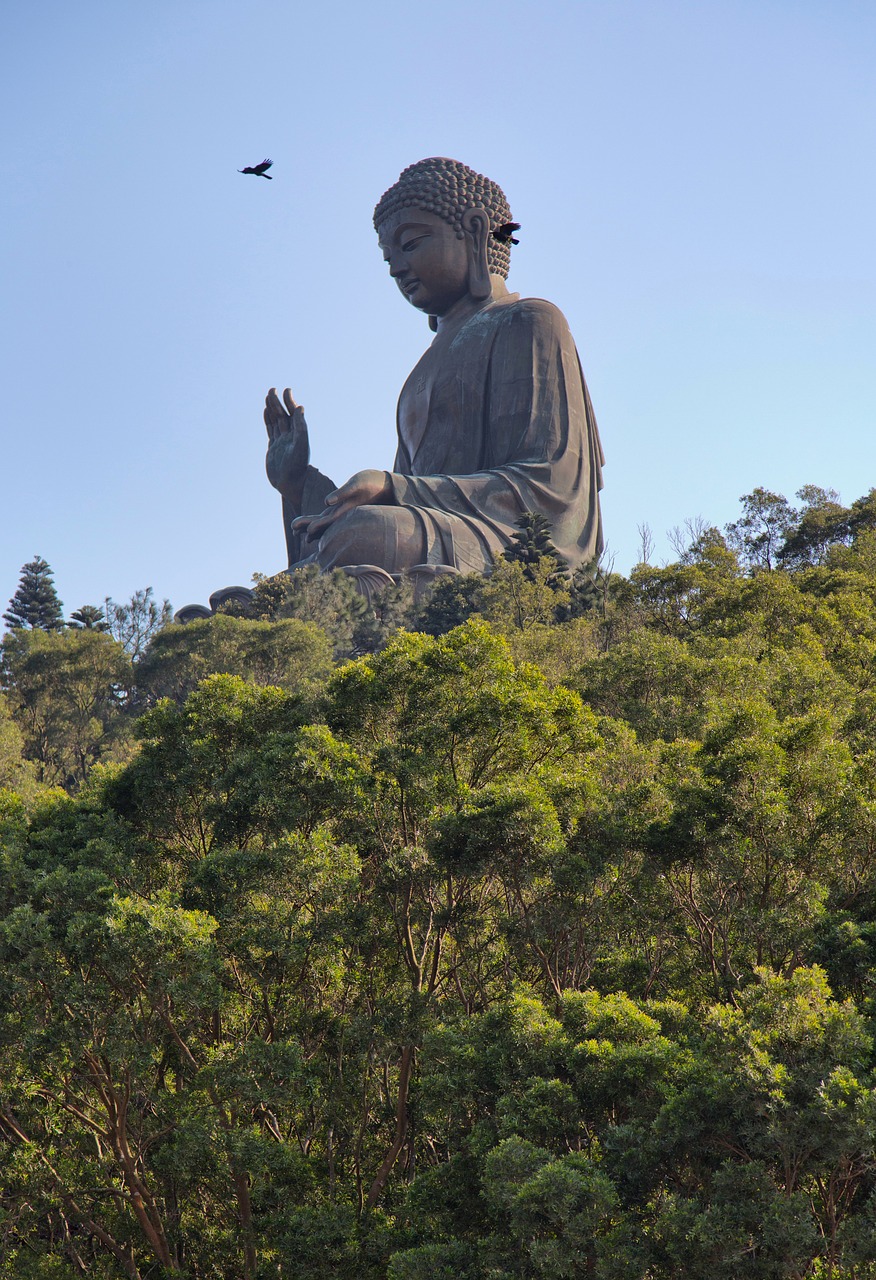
[{"left": 2, "top": 0, "right": 874, "bottom": 620}]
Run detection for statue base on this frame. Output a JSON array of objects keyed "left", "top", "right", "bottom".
[{"left": 173, "top": 564, "right": 462, "bottom": 624}]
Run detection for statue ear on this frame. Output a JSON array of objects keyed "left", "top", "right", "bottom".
[{"left": 462, "top": 208, "right": 491, "bottom": 301}]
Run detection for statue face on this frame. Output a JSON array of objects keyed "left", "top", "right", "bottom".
[{"left": 377, "top": 209, "right": 470, "bottom": 317}]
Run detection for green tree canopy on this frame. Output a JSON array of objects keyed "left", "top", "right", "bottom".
[
  {"left": 104, "top": 586, "right": 173, "bottom": 659},
  {"left": 4, "top": 485, "right": 876, "bottom": 1276},
  {"left": 68, "top": 602, "right": 109, "bottom": 630},
  {"left": 0, "top": 627, "right": 133, "bottom": 788},
  {"left": 3, "top": 555, "right": 64, "bottom": 631},
  {"left": 134, "top": 612, "right": 333, "bottom": 705}
]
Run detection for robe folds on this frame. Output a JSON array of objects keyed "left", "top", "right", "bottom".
[
  {"left": 292, "top": 292, "right": 604, "bottom": 576},
  {"left": 386, "top": 293, "right": 604, "bottom": 573}
]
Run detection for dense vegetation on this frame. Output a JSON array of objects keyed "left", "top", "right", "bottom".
[{"left": 2, "top": 486, "right": 876, "bottom": 1278}]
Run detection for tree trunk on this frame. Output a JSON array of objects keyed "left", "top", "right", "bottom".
[{"left": 366, "top": 1044, "right": 415, "bottom": 1210}]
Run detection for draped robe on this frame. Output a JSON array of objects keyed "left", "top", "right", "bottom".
[{"left": 292, "top": 292, "right": 604, "bottom": 575}]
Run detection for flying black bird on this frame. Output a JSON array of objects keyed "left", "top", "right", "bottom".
[
  {"left": 238, "top": 159, "right": 273, "bottom": 179},
  {"left": 492, "top": 221, "right": 521, "bottom": 245}
]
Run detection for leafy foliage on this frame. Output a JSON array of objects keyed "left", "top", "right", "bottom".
[
  {"left": 134, "top": 613, "right": 333, "bottom": 705},
  {"left": 104, "top": 586, "right": 173, "bottom": 659},
  {"left": 0, "top": 627, "right": 133, "bottom": 788},
  {"left": 3, "top": 485, "right": 876, "bottom": 1276}
]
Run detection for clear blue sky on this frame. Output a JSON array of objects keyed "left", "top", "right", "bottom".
[{"left": 2, "top": 0, "right": 874, "bottom": 618}]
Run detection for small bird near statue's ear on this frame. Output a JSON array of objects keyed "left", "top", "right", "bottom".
[
  {"left": 462, "top": 208, "right": 492, "bottom": 301},
  {"left": 493, "top": 221, "right": 521, "bottom": 245}
]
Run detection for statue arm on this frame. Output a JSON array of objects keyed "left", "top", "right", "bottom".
[
  {"left": 282, "top": 467, "right": 337, "bottom": 566},
  {"left": 264, "top": 387, "right": 337, "bottom": 566}
]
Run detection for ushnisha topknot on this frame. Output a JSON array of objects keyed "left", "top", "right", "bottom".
[{"left": 373, "top": 157, "right": 515, "bottom": 279}]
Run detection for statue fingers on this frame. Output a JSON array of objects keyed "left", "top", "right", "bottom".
[
  {"left": 324, "top": 479, "right": 356, "bottom": 505},
  {"left": 292, "top": 510, "right": 327, "bottom": 541},
  {"left": 295, "top": 500, "right": 350, "bottom": 540},
  {"left": 299, "top": 509, "right": 330, "bottom": 539},
  {"left": 282, "top": 388, "right": 300, "bottom": 416},
  {"left": 292, "top": 404, "right": 309, "bottom": 444},
  {"left": 264, "top": 387, "right": 289, "bottom": 438},
  {"left": 264, "top": 387, "right": 280, "bottom": 438}
]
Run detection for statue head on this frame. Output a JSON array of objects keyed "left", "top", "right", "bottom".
[
  {"left": 373, "top": 158, "right": 515, "bottom": 279},
  {"left": 374, "top": 159, "right": 515, "bottom": 323}
]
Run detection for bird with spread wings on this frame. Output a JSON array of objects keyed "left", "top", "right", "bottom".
[{"left": 238, "top": 159, "right": 273, "bottom": 179}]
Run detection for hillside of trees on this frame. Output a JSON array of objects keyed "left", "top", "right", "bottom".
[{"left": 2, "top": 485, "right": 876, "bottom": 1278}]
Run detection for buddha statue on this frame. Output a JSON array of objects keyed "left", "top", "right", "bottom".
[
  {"left": 264, "top": 157, "right": 604, "bottom": 593},
  {"left": 176, "top": 159, "right": 604, "bottom": 620}
]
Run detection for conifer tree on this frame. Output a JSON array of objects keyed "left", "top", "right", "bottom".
[
  {"left": 502, "top": 512, "right": 569, "bottom": 587},
  {"left": 3, "top": 556, "right": 64, "bottom": 631},
  {"left": 68, "top": 604, "right": 109, "bottom": 631},
  {"left": 104, "top": 587, "right": 172, "bottom": 659}
]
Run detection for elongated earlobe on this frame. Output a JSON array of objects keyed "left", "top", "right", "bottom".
[{"left": 462, "top": 208, "right": 491, "bottom": 301}]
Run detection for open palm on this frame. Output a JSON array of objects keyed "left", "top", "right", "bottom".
[{"left": 264, "top": 387, "right": 310, "bottom": 497}]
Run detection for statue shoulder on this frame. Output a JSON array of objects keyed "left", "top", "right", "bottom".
[{"left": 493, "top": 295, "right": 576, "bottom": 341}]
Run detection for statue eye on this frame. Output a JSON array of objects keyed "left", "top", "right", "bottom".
[{"left": 402, "top": 236, "right": 426, "bottom": 252}]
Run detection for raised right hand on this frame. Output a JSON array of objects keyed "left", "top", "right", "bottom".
[{"left": 264, "top": 387, "right": 310, "bottom": 497}]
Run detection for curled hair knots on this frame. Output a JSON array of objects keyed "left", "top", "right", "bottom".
[{"left": 374, "top": 157, "right": 514, "bottom": 278}]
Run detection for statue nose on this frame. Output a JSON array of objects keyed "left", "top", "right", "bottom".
[{"left": 386, "top": 249, "right": 409, "bottom": 278}]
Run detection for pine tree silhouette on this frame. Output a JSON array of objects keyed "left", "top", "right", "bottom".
[
  {"left": 3, "top": 556, "right": 64, "bottom": 631},
  {"left": 68, "top": 604, "right": 109, "bottom": 631},
  {"left": 502, "top": 513, "right": 569, "bottom": 588}
]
